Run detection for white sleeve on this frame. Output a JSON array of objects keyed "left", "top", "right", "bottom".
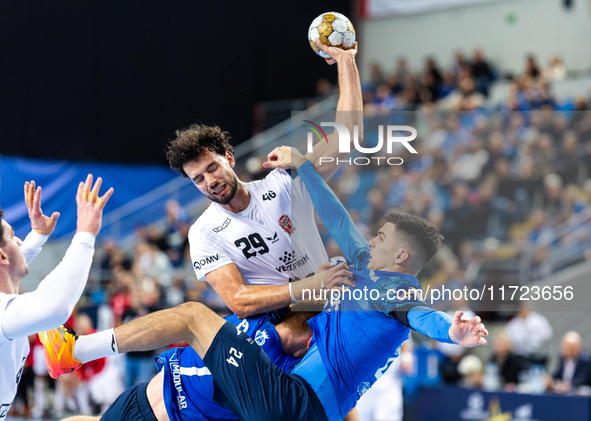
[
  {"left": 266, "top": 169, "right": 292, "bottom": 194},
  {"left": 0, "top": 232, "right": 95, "bottom": 341},
  {"left": 189, "top": 226, "right": 233, "bottom": 281},
  {"left": 20, "top": 231, "right": 49, "bottom": 266}
]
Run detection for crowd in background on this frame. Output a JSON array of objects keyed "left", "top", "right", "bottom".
[
  {"left": 10, "top": 51, "right": 591, "bottom": 419},
  {"left": 360, "top": 50, "right": 576, "bottom": 112}
]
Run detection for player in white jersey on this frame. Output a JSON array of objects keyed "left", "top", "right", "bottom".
[
  {"left": 0, "top": 175, "right": 112, "bottom": 419},
  {"left": 166, "top": 39, "right": 362, "bottom": 319}
]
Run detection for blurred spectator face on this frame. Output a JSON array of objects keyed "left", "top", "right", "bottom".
[
  {"left": 473, "top": 49, "right": 484, "bottom": 63},
  {"left": 75, "top": 313, "right": 94, "bottom": 336},
  {"left": 494, "top": 333, "right": 512, "bottom": 358},
  {"left": 316, "top": 78, "right": 333, "bottom": 96},
  {"left": 376, "top": 84, "right": 392, "bottom": 100},
  {"left": 519, "top": 157, "right": 535, "bottom": 178},
  {"left": 561, "top": 332, "right": 583, "bottom": 360},
  {"left": 544, "top": 173, "right": 563, "bottom": 199},
  {"left": 530, "top": 209, "right": 546, "bottom": 229},
  {"left": 562, "top": 132, "right": 578, "bottom": 154},
  {"left": 459, "top": 77, "right": 476, "bottom": 95},
  {"left": 427, "top": 209, "right": 445, "bottom": 231}
]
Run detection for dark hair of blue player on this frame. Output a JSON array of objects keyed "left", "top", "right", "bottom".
[
  {"left": 280, "top": 309, "right": 321, "bottom": 336},
  {"left": 0, "top": 207, "right": 4, "bottom": 247},
  {"left": 167, "top": 124, "right": 235, "bottom": 178},
  {"left": 384, "top": 212, "right": 442, "bottom": 267}
]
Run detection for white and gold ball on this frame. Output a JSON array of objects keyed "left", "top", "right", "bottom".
[{"left": 308, "top": 12, "right": 355, "bottom": 59}]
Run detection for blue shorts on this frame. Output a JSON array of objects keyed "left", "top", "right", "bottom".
[
  {"left": 203, "top": 321, "right": 328, "bottom": 421},
  {"left": 100, "top": 382, "right": 157, "bottom": 421}
]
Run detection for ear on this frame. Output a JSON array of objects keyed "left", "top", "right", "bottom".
[
  {"left": 394, "top": 249, "right": 410, "bottom": 265},
  {"left": 0, "top": 248, "right": 8, "bottom": 267},
  {"left": 305, "top": 333, "right": 313, "bottom": 350},
  {"left": 225, "top": 151, "right": 236, "bottom": 168}
]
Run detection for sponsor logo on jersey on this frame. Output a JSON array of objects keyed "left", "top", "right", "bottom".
[
  {"left": 193, "top": 254, "right": 219, "bottom": 270},
  {"left": 279, "top": 214, "right": 295, "bottom": 236},
  {"left": 357, "top": 382, "right": 370, "bottom": 397},
  {"left": 276, "top": 251, "right": 310, "bottom": 273},
  {"left": 212, "top": 218, "right": 231, "bottom": 233},
  {"left": 168, "top": 353, "right": 188, "bottom": 410},
  {"left": 236, "top": 319, "right": 249, "bottom": 333},
  {"left": 265, "top": 232, "right": 279, "bottom": 244},
  {"left": 262, "top": 190, "right": 276, "bottom": 201},
  {"left": 254, "top": 329, "right": 270, "bottom": 346}
]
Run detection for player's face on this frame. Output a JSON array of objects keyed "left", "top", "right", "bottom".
[
  {"left": 367, "top": 222, "right": 402, "bottom": 271},
  {"left": 0, "top": 220, "right": 28, "bottom": 278},
  {"left": 183, "top": 150, "right": 239, "bottom": 205}
]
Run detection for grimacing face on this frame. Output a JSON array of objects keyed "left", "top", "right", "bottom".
[
  {"left": 367, "top": 222, "right": 404, "bottom": 271},
  {"left": 0, "top": 220, "right": 28, "bottom": 279},
  {"left": 183, "top": 150, "right": 239, "bottom": 205}
]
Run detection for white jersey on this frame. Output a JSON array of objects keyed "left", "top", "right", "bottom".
[
  {"left": 189, "top": 168, "right": 328, "bottom": 285},
  {"left": 0, "top": 231, "right": 47, "bottom": 420},
  {"left": 0, "top": 293, "right": 30, "bottom": 420}
]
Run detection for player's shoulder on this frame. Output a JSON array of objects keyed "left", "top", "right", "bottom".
[
  {"left": 258, "top": 168, "right": 292, "bottom": 188},
  {"left": 189, "top": 204, "right": 227, "bottom": 236}
]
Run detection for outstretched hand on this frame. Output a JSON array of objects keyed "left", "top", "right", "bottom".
[
  {"left": 262, "top": 146, "right": 307, "bottom": 170},
  {"left": 315, "top": 39, "right": 358, "bottom": 65},
  {"left": 76, "top": 174, "right": 114, "bottom": 237},
  {"left": 448, "top": 311, "right": 488, "bottom": 347},
  {"left": 24, "top": 181, "right": 60, "bottom": 236}
]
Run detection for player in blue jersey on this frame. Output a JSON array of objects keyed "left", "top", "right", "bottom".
[
  {"left": 61, "top": 306, "right": 320, "bottom": 421},
  {"left": 56, "top": 149, "right": 487, "bottom": 421}
]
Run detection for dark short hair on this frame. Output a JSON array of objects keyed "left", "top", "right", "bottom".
[
  {"left": 0, "top": 207, "right": 4, "bottom": 247},
  {"left": 166, "top": 124, "right": 234, "bottom": 178},
  {"left": 280, "top": 309, "right": 321, "bottom": 336},
  {"left": 385, "top": 212, "right": 442, "bottom": 268}
]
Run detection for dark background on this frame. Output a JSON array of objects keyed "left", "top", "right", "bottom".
[{"left": 0, "top": 1, "right": 353, "bottom": 164}]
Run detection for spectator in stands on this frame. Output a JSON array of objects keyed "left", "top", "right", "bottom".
[
  {"left": 489, "top": 332, "right": 530, "bottom": 391},
  {"left": 527, "top": 209, "right": 554, "bottom": 248},
  {"left": 555, "top": 131, "right": 580, "bottom": 185},
  {"left": 366, "top": 63, "right": 384, "bottom": 92},
  {"left": 524, "top": 55, "right": 541, "bottom": 79},
  {"left": 440, "top": 71, "right": 456, "bottom": 98},
  {"left": 394, "top": 57, "right": 409, "bottom": 89},
  {"left": 458, "top": 355, "right": 484, "bottom": 389},
  {"left": 471, "top": 49, "right": 494, "bottom": 96},
  {"left": 543, "top": 55, "right": 567, "bottom": 81},
  {"left": 452, "top": 51, "right": 470, "bottom": 79},
  {"left": 505, "top": 302, "right": 553, "bottom": 366},
  {"left": 442, "top": 76, "right": 485, "bottom": 111},
  {"left": 549, "top": 331, "right": 591, "bottom": 393},
  {"left": 543, "top": 173, "right": 564, "bottom": 222}
]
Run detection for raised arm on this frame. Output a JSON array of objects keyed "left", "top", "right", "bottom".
[
  {"left": 20, "top": 180, "right": 60, "bottom": 265},
  {"left": 265, "top": 147, "right": 367, "bottom": 264},
  {"left": 1, "top": 175, "right": 113, "bottom": 339},
  {"left": 264, "top": 40, "right": 363, "bottom": 181}
]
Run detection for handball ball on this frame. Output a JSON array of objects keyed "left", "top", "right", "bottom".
[{"left": 308, "top": 12, "right": 356, "bottom": 59}]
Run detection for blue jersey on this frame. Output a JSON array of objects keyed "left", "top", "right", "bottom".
[
  {"left": 292, "top": 161, "right": 453, "bottom": 421},
  {"left": 156, "top": 309, "right": 300, "bottom": 421}
]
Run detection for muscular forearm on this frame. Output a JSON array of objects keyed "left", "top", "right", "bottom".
[
  {"left": 306, "top": 54, "right": 363, "bottom": 180},
  {"left": 229, "top": 284, "right": 291, "bottom": 318}
]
